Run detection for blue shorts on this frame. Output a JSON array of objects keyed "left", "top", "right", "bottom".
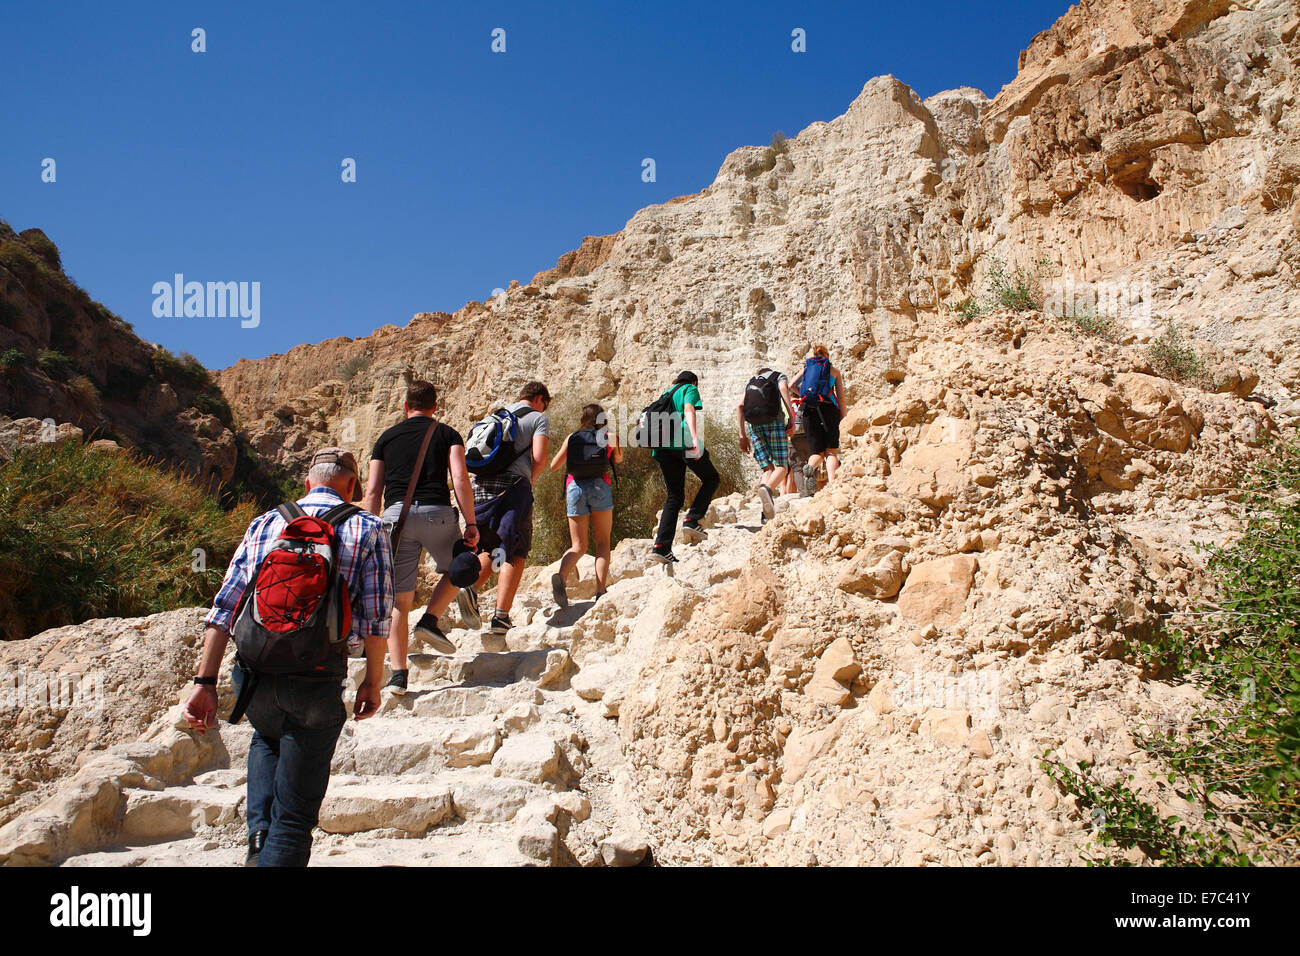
[{"left": 565, "top": 476, "right": 613, "bottom": 517}]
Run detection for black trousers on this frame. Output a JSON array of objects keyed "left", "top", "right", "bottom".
[{"left": 654, "top": 447, "right": 721, "bottom": 550}]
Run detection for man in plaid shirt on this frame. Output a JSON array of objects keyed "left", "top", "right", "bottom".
[{"left": 183, "top": 447, "right": 393, "bottom": 867}]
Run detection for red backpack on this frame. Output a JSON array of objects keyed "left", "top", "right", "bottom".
[{"left": 231, "top": 502, "right": 359, "bottom": 674}]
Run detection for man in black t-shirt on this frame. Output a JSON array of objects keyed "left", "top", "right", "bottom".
[{"left": 362, "top": 381, "right": 479, "bottom": 694}]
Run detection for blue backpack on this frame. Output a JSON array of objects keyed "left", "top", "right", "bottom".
[
  {"left": 465, "top": 407, "right": 525, "bottom": 476},
  {"left": 801, "top": 356, "right": 835, "bottom": 405}
]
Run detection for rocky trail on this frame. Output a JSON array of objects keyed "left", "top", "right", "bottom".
[{"left": 3, "top": 491, "right": 785, "bottom": 868}]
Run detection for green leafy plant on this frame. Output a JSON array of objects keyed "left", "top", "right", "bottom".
[
  {"left": 1147, "top": 320, "right": 1208, "bottom": 385},
  {"left": 950, "top": 296, "right": 984, "bottom": 325},
  {"left": 0, "top": 348, "right": 24, "bottom": 375},
  {"left": 1061, "top": 306, "right": 1118, "bottom": 340},
  {"left": 0, "top": 440, "right": 256, "bottom": 640},
  {"left": 1048, "top": 439, "right": 1300, "bottom": 865},
  {"left": 337, "top": 355, "right": 372, "bottom": 382},
  {"left": 37, "top": 348, "right": 74, "bottom": 379},
  {"left": 985, "top": 255, "right": 1047, "bottom": 312}
]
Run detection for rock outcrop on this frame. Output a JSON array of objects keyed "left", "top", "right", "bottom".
[{"left": 216, "top": 0, "right": 1299, "bottom": 478}]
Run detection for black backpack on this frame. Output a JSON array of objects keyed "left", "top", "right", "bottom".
[
  {"left": 566, "top": 428, "right": 610, "bottom": 479},
  {"left": 635, "top": 384, "right": 687, "bottom": 448},
  {"left": 742, "top": 371, "right": 783, "bottom": 425}
]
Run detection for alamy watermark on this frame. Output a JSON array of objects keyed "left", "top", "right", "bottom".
[
  {"left": 152, "top": 274, "right": 260, "bottom": 328},
  {"left": 1042, "top": 276, "right": 1154, "bottom": 330},
  {"left": 892, "top": 666, "right": 1001, "bottom": 720},
  {"left": 1, "top": 670, "right": 104, "bottom": 714}
]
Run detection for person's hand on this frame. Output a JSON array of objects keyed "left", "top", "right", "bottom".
[
  {"left": 785, "top": 420, "right": 796, "bottom": 437},
  {"left": 686, "top": 441, "right": 702, "bottom": 460},
  {"left": 839, "top": 406, "right": 847, "bottom": 420},
  {"left": 183, "top": 685, "right": 218, "bottom": 735},
  {"left": 739, "top": 434, "right": 751, "bottom": 455},
  {"left": 354, "top": 680, "right": 382, "bottom": 721},
  {"left": 463, "top": 525, "right": 480, "bottom": 550}
]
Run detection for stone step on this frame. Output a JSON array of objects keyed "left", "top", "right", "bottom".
[
  {"left": 119, "top": 785, "right": 245, "bottom": 843},
  {"left": 318, "top": 781, "right": 454, "bottom": 835}
]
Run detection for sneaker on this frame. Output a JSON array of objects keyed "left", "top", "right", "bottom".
[
  {"left": 648, "top": 549, "right": 678, "bottom": 565},
  {"left": 413, "top": 614, "right": 456, "bottom": 654},
  {"left": 802, "top": 463, "right": 818, "bottom": 489},
  {"left": 457, "top": 586, "right": 481, "bottom": 630},
  {"left": 551, "top": 571, "right": 569, "bottom": 608},
  {"left": 681, "top": 520, "right": 707, "bottom": 543},
  {"left": 758, "top": 484, "right": 775, "bottom": 520},
  {"left": 488, "top": 612, "right": 512, "bottom": 635},
  {"left": 385, "top": 669, "right": 409, "bottom": 696}
]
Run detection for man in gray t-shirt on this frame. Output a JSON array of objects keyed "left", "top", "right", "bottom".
[{"left": 469, "top": 382, "right": 552, "bottom": 636}]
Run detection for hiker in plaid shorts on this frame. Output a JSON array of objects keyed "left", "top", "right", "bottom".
[{"left": 738, "top": 367, "right": 797, "bottom": 523}]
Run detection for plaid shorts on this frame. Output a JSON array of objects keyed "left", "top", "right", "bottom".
[{"left": 747, "top": 421, "right": 790, "bottom": 469}]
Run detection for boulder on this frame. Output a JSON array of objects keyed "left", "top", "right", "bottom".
[{"left": 897, "top": 555, "right": 977, "bottom": 626}]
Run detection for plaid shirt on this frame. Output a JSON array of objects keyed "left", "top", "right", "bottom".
[
  {"left": 204, "top": 487, "right": 394, "bottom": 641},
  {"left": 472, "top": 471, "right": 523, "bottom": 504}
]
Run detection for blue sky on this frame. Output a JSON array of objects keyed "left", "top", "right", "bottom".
[{"left": 1, "top": 0, "right": 1071, "bottom": 369}]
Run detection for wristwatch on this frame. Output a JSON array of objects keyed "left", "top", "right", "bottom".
[{"left": 193, "top": 676, "right": 217, "bottom": 686}]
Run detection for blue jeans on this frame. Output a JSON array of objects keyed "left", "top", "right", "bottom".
[
  {"left": 565, "top": 476, "right": 614, "bottom": 517},
  {"left": 233, "top": 662, "right": 346, "bottom": 867}
]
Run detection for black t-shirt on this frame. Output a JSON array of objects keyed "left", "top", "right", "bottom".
[{"left": 371, "top": 417, "right": 464, "bottom": 509}]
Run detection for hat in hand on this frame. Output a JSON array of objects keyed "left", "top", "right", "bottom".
[{"left": 449, "top": 539, "right": 481, "bottom": 589}]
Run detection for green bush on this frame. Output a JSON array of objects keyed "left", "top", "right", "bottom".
[
  {"left": 0, "top": 348, "right": 24, "bottom": 375},
  {"left": 151, "top": 347, "right": 213, "bottom": 391},
  {"left": 18, "top": 228, "right": 62, "bottom": 271},
  {"left": 337, "top": 355, "right": 372, "bottom": 382},
  {"left": 0, "top": 440, "right": 256, "bottom": 640},
  {"left": 66, "top": 374, "right": 100, "bottom": 410},
  {"left": 191, "top": 389, "right": 235, "bottom": 428},
  {"left": 1055, "top": 303, "right": 1118, "bottom": 340},
  {"left": 0, "top": 240, "right": 45, "bottom": 292},
  {"left": 37, "top": 348, "right": 74, "bottom": 379},
  {"left": 950, "top": 296, "right": 984, "bottom": 325},
  {"left": 1147, "top": 320, "right": 1208, "bottom": 385},
  {"left": 1046, "top": 439, "right": 1300, "bottom": 865},
  {"left": 985, "top": 255, "right": 1046, "bottom": 312}
]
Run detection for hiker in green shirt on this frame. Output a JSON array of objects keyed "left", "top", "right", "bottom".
[{"left": 649, "top": 371, "right": 720, "bottom": 564}]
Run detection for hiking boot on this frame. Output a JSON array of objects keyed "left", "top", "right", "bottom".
[
  {"left": 681, "top": 520, "right": 707, "bottom": 543},
  {"left": 802, "top": 463, "right": 818, "bottom": 491},
  {"left": 551, "top": 572, "right": 569, "bottom": 608},
  {"left": 457, "top": 586, "right": 481, "bottom": 630},
  {"left": 413, "top": 613, "right": 456, "bottom": 654},
  {"left": 245, "top": 830, "right": 267, "bottom": 867},
  {"left": 758, "top": 484, "right": 776, "bottom": 520},
  {"left": 385, "top": 669, "right": 409, "bottom": 696},
  {"left": 488, "top": 612, "right": 512, "bottom": 635},
  {"left": 649, "top": 549, "right": 678, "bottom": 566}
]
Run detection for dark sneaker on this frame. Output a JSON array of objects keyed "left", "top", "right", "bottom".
[
  {"left": 413, "top": 613, "right": 456, "bottom": 654},
  {"left": 489, "top": 612, "right": 512, "bottom": 635},
  {"left": 385, "top": 669, "right": 408, "bottom": 696},
  {"left": 245, "top": 830, "right": 267, "bottom": 867},
  {"left": 457, "top": 586, "right": 481, "bottom": 630},
  {"left": 551, "top": 572, "right": 569, "bottom": 608},
  {"left": 648, "top": 549, "right": 678, "bottom": 566},
  {"left": 681, "top": 520, "right": 707, "bottom": 543},
  {"left": 758, "top": 484, "right": 775, "bottom": 520}
]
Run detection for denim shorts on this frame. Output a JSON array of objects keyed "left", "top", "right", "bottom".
[{"left": 565, "top": 476, "right": 613, "bottom": 517}]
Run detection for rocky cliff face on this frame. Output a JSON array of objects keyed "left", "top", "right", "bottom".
[
  {"left": 217, "top": 0, "right": 1299, "bottom": 476},
  {"left": 0, "top": 222, "right": 245, "bottom": 488},
  {"left": 3, "top": 0, "right": 1297, "bottom": 868}
]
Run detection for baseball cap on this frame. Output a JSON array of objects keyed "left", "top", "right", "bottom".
[
  {"left": 449, "top": 539, "right": 481, "bottom": 589},
  {"left": 309, "top": 447, "right": 362, "bottom": 500}
]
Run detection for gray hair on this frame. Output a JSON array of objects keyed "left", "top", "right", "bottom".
[{"left": 307, "top": 462, "right": 347, "bottom": 486}]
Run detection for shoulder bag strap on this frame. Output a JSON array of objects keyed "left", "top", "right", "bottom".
[{"left": 390, "top": 418, "right": 440, "bottom": 553}]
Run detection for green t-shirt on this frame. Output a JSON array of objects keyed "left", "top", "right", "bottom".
[{"left": 651, "top": 383, "right": 703, "bottom": 457}]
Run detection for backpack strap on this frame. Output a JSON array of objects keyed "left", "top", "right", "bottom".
[
  {"left": 320, "top": 502, "right": 362, "bottom": 528},
  {"left": 276, "top": 501, "right": 307, "bottom": 523}
]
